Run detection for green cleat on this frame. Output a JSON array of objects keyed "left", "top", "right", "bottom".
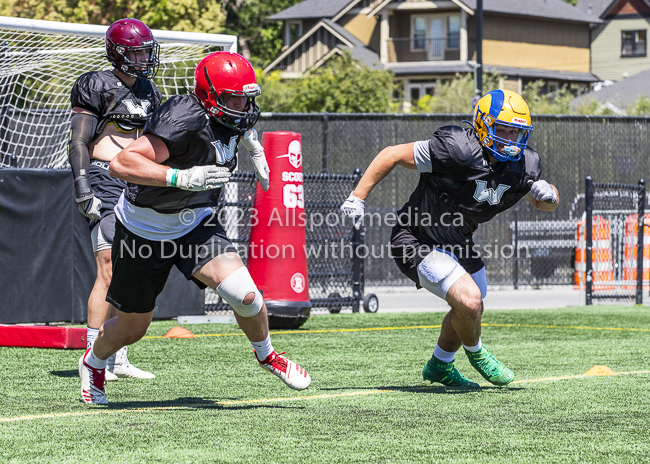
[
  {"left": 422, "top": 356, "right": 480, "bottom": 388},
  {"left": 464, "top": 345, "right": 514, "bottom": 386}
]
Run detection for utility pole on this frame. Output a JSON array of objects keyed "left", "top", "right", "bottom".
[{"left": 475, "top": 0, "right": 483, "bottom": 98}]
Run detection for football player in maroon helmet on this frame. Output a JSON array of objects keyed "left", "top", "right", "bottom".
[{"left": 71, "top": 19, "right": 161, "bottom": 395}]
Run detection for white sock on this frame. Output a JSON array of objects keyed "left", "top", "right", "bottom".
[
  {"left": 462, "top": 339, "right": 482, "bottom": 353},
  {"left": 251, "top": 335, "right": 274, "bottom": 362},
  {"left": 86, "top": 327, "right": 99, "bottom": 348},
  {"left": 85, "top": 346, "right": 108, "bottom": 369},
  {"left": 433, "top": 344, "right": 456, "bottom": 363}
]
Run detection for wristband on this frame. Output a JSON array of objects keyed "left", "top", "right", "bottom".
[{"left": 166, "top": 168, "right": 180, "bottom": 188}]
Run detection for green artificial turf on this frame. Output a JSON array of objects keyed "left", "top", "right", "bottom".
[{"left": 1, "top": 305, "right": 649, "bottom": 463}]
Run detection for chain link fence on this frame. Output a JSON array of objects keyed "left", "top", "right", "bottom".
[
  {"left": 205, "top": 171, "right": 361, "bottom": 316},
  {"left": 251, "top": 114, "right": 650, "bottom": 288},
  {"left": 5, "top": 112, "right": 650, "bottom": 289}
]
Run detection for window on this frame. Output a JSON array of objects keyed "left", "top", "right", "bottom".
[
  {"left": 447, "top": 15, "right": 460, "bottom": 49},
  {"left": 413, "top": 17, "right": 427, "bottom": 50},
  {"left": 621, "top": 30, "right": 646, "bottom": 57},
  {"left": 548, "top": 81, "right": 559, "bottom": 93},
  {"left": 285, "top": 21, "right": 302, "bottom": 47},
  {"left": 410, "top": 87, "right": 420, "bottom": 103},
  {"left": 406, "top": 82, "right": 437, "bottom": 105}
]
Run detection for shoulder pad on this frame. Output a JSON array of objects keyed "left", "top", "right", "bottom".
[
  {"left": 429, "top": 125, "right": 482, "bottom": 167},
  {"left": 70, "top": 72, "right": 103, "bottom": 113},
  {"left": 145, "top": 95, "right": 208, "bottom": 141}
]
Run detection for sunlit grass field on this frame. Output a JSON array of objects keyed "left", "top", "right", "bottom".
[{"left": 1, "top": 305, "right": 649, "bottom": 463}]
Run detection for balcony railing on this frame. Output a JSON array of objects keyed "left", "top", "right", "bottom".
[{"left": 387, "top": 36, "right": 461, "bottom": 62}]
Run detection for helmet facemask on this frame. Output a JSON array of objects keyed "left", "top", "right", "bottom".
[
  {"left": 107, "top": 39, "right": 160, "bottom": 79},
  {"left": 476, "top": 111, "right": 532, "bottom": 162},
  {"left": 204, "top": 67, "right": 261, "bottom": 133}
]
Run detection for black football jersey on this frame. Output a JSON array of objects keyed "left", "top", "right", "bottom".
[
  {"left": 124, "top": 95, "right": 242, "bottom": 213},
  {"left": 401, "top": 125, "right": 542, "bottom": 246},
  {"left": 70, "top": 70, "right": 162, "bottom": 139}
]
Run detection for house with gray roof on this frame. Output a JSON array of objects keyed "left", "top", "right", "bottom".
[
  {"left": 571, "top": 65, "right": 650, "bottom": 114},
  {"left": 576, "top": 0, "right": 650, "bottom": 82},
  {"left": 265, "top": 0, "right": 600, "bottom": 108}
]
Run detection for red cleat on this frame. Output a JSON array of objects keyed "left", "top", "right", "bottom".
[{"left": 78, "top": 347, "right": 108, "bottom": 404}]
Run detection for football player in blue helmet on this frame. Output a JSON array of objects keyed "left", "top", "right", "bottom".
[
  {"left": 341, "top": 89, "right": 558, "bottom": 388},
  {"left": 473, "top": 89, "right": 533, "bottom": 162}
]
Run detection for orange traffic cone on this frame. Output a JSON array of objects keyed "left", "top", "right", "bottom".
[
  {"left": 622, "top": 214, "right": 650, "bottom": 289},
  {"left": 164, "top": 326, "right": 194, "bottom": 338},
  {"left": 574, "top": 216, "right": 614, "bottom": 290}
]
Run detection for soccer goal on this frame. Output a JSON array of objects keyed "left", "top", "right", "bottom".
[{"left": 0, "top": 16, "right": 237, "bottom": 169}]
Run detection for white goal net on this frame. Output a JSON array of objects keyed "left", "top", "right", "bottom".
[{"left": 0, "top": 16, "right": 237, "bottom": 169}]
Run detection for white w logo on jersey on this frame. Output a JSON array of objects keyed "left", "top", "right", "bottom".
[
  {"left": 473, "top": 180, "right": 511, "bottom": 205},
  {"left": 122, "top": 99, "right": 151, "bottom": 117},
  {"left": 212, "top": 136, "right": 239, "bottom": 164}
]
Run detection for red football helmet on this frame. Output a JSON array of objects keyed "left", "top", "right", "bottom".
[
  {"left": 106, "top": 18, "right": 159, "bottom": 79},
  {"left": 194, "top": 51, "right": 261, "bottom": 133}
]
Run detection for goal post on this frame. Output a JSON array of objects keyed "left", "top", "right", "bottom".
[{"left": 0, "top": 16, "right": 237, "bottom": 169}]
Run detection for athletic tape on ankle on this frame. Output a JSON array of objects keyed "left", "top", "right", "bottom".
[{"left": 216, "top": 267, "right": 263, "bottom": 317}]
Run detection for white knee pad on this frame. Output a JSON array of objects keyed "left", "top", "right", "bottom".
[
  {"left": 216, "top": 267, "right": 263, "bottom": 317},
  {"left": 417, "top": 249, "right": 467, "bottom": 299}
]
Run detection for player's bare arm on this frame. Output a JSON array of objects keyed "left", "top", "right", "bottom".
[
  {"left": 353, "top": 142, "right": 417, "bottom": 200},
  {"left": 72, "top": 106, "right": 140, "bottom": 162},
  {"left": 111, "top": 133, "right": 231, "bottom": 191},
  {"left": 109, "top": 133, "right": 170, "bottom": 186}
]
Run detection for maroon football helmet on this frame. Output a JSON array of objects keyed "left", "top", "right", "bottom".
[{"left": 105, "top": 18, "right": 159, "bottom": 79}]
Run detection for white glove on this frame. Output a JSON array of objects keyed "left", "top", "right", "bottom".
[
  {"left": 242, "top": 129, "right": 270, "bottom": 191},
  {"left": 340, "top": 193, "right": 365, "bottom": 230},
  {"left": 529, "top": 179, "right": 557, "bottom": 203},
  {"left": 166, "top": 166, "right": 231, "bottom": 191},
  {"left": 77, "top": 195, "right": 102, "bottom": 221}
]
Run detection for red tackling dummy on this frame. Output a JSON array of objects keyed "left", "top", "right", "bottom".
[
  {"left": 0, "top": 324, "right": 86, "bottom": 349},
  {"left": 247, "top": 132, "right": 311, "bottom": 325}
]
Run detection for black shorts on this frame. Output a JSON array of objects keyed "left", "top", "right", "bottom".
[
  {"left": 106, "top": 215, "right": 237, "bottom": 313},
  {"left": 88, "top": 160, "right": 126, "bottom": 232},
  {"left": 390, "top": 225, "right": 485, "bottom": 288}
]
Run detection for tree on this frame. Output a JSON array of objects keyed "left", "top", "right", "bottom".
[
  {"left": 220, "top": 0, "right": 304, "bottom": 67},
  {"left": 627, "top": 96, "right": 650, "bottom": 116},
  {"left": 410, "top": 72, "right": 500, "bottom": 114},
  {"left": 521, "top": 80, "right": 576, "bottom": 115},
  {"left": 0, "top": 0, "right": 225, "bottom": 33},
  {"left": 257, "top": 51, "right": 397, "bottom": 113}
]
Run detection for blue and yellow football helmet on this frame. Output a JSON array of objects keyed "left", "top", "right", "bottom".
[{"left": 473, "top": 89, "right": 533, "bottom": 162}]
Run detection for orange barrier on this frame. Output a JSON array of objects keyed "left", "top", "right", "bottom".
[
  {"left": 574, "top": 216, "right": 615, "bottom": 290},
  {"left": 622, "top": 214, "right": 650, "bottom": 289}
]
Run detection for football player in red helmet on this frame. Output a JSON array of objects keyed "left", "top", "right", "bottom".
[
  {"left": 71, "top": 19, "right": 162, "bottom": 398},
  {"left": 193, "top": 51, "right": 261, "bottom": 134},
  {"left": 77, "top": 52, "right": 307, "bottom": 405},
  {"left": 341, "top": 89, "right": 559, "bottom": 389}
]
